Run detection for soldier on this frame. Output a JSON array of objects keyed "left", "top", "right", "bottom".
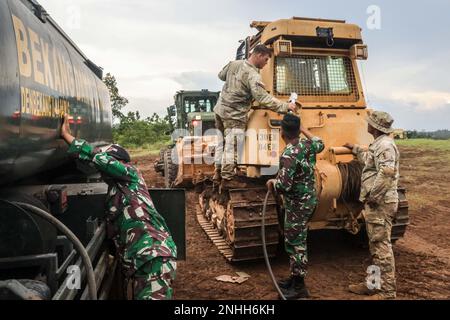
[
  {"left": 60, "top": 114, "right": 177, "bottom": 300},
  {"left": 344, "top": 111, "right": 400, "bottom": 300},
  {"left": 267, "top": 114, "right": 324, "bottom": 300},
  {"left": 214, "top": 44, "right": 297, "bottom": 188}
]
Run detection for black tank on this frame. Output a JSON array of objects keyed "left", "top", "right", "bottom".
[{"left": 0, "top": 0, "right": 112, "bottom": 186}]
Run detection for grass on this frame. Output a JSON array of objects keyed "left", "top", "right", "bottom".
[
  {"left": 396, "top": 139, "right": 450, "bottom": 152},
  {"left": 128, "top": 140, "right": 172, "bottom": 158}
]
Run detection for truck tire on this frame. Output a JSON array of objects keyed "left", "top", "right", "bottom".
[{"left": 164, "top": 148, "right": 178, "bottom": 188}]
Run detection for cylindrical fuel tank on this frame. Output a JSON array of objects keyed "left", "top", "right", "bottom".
[
  {"left": 0, "top": 193, "right": 56, "bottom": 259},
  {"left": 0, "top": 0, "right": 112, "bottom": 186}
]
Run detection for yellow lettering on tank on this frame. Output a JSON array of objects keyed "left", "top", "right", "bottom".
[
  {"left": 52, "top": 47, "right": 62, "bottom": 92},
  {"left": 20, "top": 87, "right": 27, "bottom": 114},
  {"left": 58, "top": 53, "right": 69, "bottom": 96},
  {"left": 12, "top": 15, "right": 32, "bottom": 78},
  {"left": 40, "top": 38, "right": 54, "bottom": 89},
  {"left": 28, "top": 28, "right": 45, "bottom": 85}
]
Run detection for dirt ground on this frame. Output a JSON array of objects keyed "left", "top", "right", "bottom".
[{"left": 136, "top": 145, "right": 450, "bottom": 300}]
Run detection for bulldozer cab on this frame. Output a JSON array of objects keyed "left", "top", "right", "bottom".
[
  {"left": 233, "top": 17, "right": 373, "bottom": 173},
  {"left": 167, "top": 90, "right": 220, "bottom": 136}
]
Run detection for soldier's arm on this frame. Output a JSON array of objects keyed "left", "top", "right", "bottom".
[
  {"left": 274, "top": 153, "right": 296, "bottom": 193},
  {"left": 218, "top": 62, "right": 231, "bottom": 81},
  {"left": 248, "top": 73, "right": 289, "bottom": 113},
  {"left": 67, "top": 139, "right": 139, "bottom": 184},
  {"left": 62, "top": 114, "right": 138, "bottom": 183},
  {"left": 352, "top": 145, "right": 369, "bottom": 165},
  {"left": 301, "top": 126, "right": 325, "bottom": 153},
  {"left": 367, "top": 144, "right": 397, "bottom": 203}
]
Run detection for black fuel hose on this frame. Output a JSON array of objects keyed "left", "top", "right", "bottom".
[
  {"left": 261, "top": 191, "right": 286, "bottom": 300},
  {"left": 0, "top": 200, "right": 97, "bottom": 300}
]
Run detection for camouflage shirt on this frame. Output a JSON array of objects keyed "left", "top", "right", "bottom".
[
  {"left": 68, "top": 139, "right": 177, "bottom": 259},
  {"left": 214, "top": 60, "right": 289, "bottom": 121},
  {"left": 353, "top": 134, "right": 400, "bottom": 204},
  {"left": 275, "top": 137, "right": 325, "bottom": 198}
]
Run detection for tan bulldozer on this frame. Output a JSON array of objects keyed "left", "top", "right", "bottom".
[{"left": 171, "top": 17, "right": 409, "bottom": 261}]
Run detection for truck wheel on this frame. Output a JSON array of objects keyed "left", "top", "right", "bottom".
[{"left": 164, "top": 148, "right": 178, "bottom": 188}]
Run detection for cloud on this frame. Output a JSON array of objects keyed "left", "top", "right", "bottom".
[
  {"left": 390, "top": 91, "right": 450, "bottom": 112},
  {"left": 171, "top": 71, "right": 222, "bottom": 91}
]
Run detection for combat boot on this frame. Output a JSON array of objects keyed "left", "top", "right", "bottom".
[
  {"left": 280, "top": 276, "right": 310, "bottom": 300},
  {"left": 277, "top": 276, "right": 293, "bottom": 290},
  {"left": 348, "top": 282, "right": 375, "bottom": 296},
  {"left": 221, "top": 178, "right": 247, "bottom": 190}
]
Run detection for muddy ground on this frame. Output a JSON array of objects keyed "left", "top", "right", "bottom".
[{"left": 136, "top": 145, "right": 450, "bottom": 300}]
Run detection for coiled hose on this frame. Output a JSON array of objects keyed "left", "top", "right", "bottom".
[
  {"left": 261, "top": 191, "right": 286, "bottom": 300},
  {"left": 0, "top": 200, "right": 97, "bottom": 300}
]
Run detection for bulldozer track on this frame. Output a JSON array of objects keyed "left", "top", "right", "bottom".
[
  {"left": 197, "top": 188, "right": 280, "bottom": 262},
  {"left": 391, "top": 187, "right": 410, "bottom": 240}
]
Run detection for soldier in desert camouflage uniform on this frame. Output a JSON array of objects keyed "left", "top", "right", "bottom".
[
  {"left": 344, "top": 111, "right": 400, "bottom": 300},
  {"left": 214, "top": 45, "right": 297, "bottom": 188},
  {"left": 267, "top": 114, "right": 324, "bottom": 300},
  {"left": 61, "top": 115, "right": 177, "bottom": 300}
]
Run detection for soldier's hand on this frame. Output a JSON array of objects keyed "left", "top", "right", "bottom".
[
  {"left": 287, "top": 102, "right": 297, "bottom": 113},
  {"left": 61, "top": 114, "right": 71, "bottom": 137},
  {"left": 344, "top": 143, "right": 354, "bottom": 150},
  {"left": 61, "top": 113, "right": 75, "bottom": 145},
  {"left": 266, "top": 179, "right": 276, "bottom": 193}
]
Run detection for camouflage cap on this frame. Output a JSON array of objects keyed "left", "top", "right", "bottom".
[
  {"left": 100, "top": 144, "right": 131, "bottom": 163},
  {"left": 367, "top": 111, "right": 394, "bottom": 134}
]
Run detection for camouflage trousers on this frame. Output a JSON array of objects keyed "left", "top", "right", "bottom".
[
  {"left": 113, "top": 218, "right": 177, "bottom": 300},
  {"left": 131, "top": 257, "right": 177, "bottom": 300},
  {"left": 284, "top": 194, "right": 316, "bottom": 277},
  {"left": 363, "top": 202, "right": 398, "bottom": 297},
  {"left": 214, "top": 114, "right": 246, "bottom": 180}
]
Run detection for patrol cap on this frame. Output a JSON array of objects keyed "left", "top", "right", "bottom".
[
  {"left": 101, "top": 144, "right": 131, "bottom": 163},
  {"left": 367, "top": 111, "right": 394, "bottom": 134}
]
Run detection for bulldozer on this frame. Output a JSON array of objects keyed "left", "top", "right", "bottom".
[
  {"left": 171, "top": 17, "right": 410, "bottom": 262},
  {"left": 154, "top": 90, "right": 220, "bottom": 188}
]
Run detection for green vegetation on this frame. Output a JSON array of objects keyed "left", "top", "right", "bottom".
[
  {"left": 103, "top": 73, "right": 173, "bottom": 150},
  {"left": 397, "top": 139, "right": 450, "bottom": 152},
  {"left": 406, "top": 129, "right": 450, "bottom": 140}
]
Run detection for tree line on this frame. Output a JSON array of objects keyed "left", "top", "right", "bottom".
[
  {"left": 406, "top": 130, "right": 450, "bottom": 140},
  {"left": 103, "top": 73, "right": 173, "bottom": 149}
]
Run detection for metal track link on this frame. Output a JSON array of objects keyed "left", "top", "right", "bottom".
[
  {"left": 197, "top": 187, "right": 280, "bottom": 262},
  {"left": 391, "top": 187, "right": 410, "bottom": 240}
]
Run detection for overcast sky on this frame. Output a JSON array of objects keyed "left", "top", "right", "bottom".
[{"left": 38, "top": 0, "right": 450, "bottom": 130}]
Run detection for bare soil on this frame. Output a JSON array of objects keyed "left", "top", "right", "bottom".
[{"left": 135, "top": 146, "right": 450, "bottom": 300}]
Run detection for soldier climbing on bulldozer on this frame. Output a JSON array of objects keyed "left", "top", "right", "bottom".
[{"left": 213, "top": 44, "right": 297, "bottom": 189}]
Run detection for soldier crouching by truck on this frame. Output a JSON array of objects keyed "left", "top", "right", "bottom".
[
  {"left": 267, "top": 114, "right": 325, "bottom": 300},
  {"left": 60, "top": 114, "right": 177, "bottom": 300},
  {"left": 344, "top": 111, "right": 400, "bottom": 300}
]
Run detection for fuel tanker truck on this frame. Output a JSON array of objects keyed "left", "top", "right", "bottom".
[
  {"left": 172, "top": 17, "right": 409, "bottom": 261},
  {"left": 0, "top": 0, "right": 185, "bottom": 300}
]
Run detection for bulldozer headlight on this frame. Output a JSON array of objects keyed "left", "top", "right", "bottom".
[
  {"left": 350, "top": 44, "right": 368, "bottom": 60},
  {"left": 273, "top": 39, "right": 292, "bottom": 57}
]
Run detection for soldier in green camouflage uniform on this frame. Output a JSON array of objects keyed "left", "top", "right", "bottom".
[
  {"left": 267, "top": 114, "right": 324, "bottom": 299},
  {"left": 214, "top": 45, "right": 296, "bottom": 188},
  {"left": 345, "top": 111, "right": 399, "bottom": 300},
  {"left": 61, "top": 116, "right": 177, "bottom": 300}
]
